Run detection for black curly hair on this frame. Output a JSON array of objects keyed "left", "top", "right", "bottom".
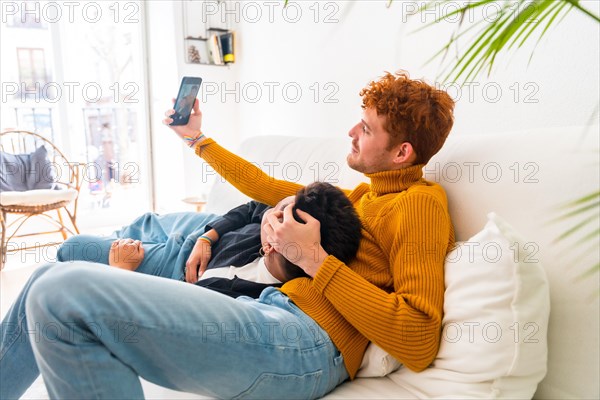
[{"left": 280, "top": 182, "right": 362, "bottom": 281}]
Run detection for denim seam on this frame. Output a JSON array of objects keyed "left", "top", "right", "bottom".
[
  {"left": 231, "top": 369, "right": 324, "bottom": 400},
  {"left": 0, "top": 313, "right": 26, "bottom": 360},
  {"left": 85, "top": 312, "right": 321, "bottom": 351},
  {"left": 51, "top": 324, "right": 103, "bottom": 398}
]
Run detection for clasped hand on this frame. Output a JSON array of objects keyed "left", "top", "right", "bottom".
[
  {"left": 185, "top": 237, "right": 212, "bottom": 283},
  {"left": 264, "top": 206, "right": 329, "bottom": 278}
]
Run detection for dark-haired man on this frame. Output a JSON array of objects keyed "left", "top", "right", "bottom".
[
  {"left": 0, "top": 182, "right": 362, "bottom": 399},
  {"left": 108, "top": 181, "right": 362, "bottom": 298}
]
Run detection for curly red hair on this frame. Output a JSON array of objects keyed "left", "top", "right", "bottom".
[{"left": 360, "top": 71, "right": 455, "bottom": 164}]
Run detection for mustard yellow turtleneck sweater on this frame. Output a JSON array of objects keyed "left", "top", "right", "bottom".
[{"left": 196, "top": 138, "right": 454, "bottom": 379}]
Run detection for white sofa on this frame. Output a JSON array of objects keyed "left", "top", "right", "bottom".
[{"left": 22, "top": 127, "right": 600, "bottom": 399}]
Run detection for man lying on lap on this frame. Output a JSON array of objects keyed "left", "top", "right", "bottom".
[{"left": 108, "top": 181, "right": 362, "bottom": 298}]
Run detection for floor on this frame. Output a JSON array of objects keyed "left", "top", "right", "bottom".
[{"left": 1, "top": 225, "right": 117, "bottom": 319}]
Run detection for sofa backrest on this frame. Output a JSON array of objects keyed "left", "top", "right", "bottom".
[{"left": 205, "top": 126, "right": 599, "bottom": 399}]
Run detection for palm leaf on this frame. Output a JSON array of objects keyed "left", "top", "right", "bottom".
[
  {"left": 550, "top": 190, "right": 600, "bottom": 288},
  {"left": 553, "top": 217, "right": 596, "bottom": 243},
  {"left": 420, "top": 18, "right": 487, "bottom": 75},
  {"left": 407, "top": 0, "right": 600, "bottom": 83},
  {"left": 576, "top": 262, "right": 600, "bottom": 282},
  {"left": 566, "top": 0, "right": 600, "bottom": 22},
  {"left": 553, "top": 200, "right": 600, "bottom": 221},
  {"left": 460, "top": 0, "right": 552, "bottom": 80},
  {"left": 580, "top": 227, "right": 600, "bottom": 244},
  {"left": 437, "top": 1, "right": 521, "bottom": 81},
  {"left": 508, "top": 0, "right": 560, "bottom": 49},
  {"left": 564, "top": 191, "right": 600, "bottom": 206},
  {"left": 412, "top": 0, "right": 493, "bottom": 31},
  {"left": 514, "top": 0, "right": 571, "bottom": 50}
]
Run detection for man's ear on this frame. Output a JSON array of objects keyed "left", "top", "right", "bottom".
[
  {"left": 262, "top": 243, "right": 275, "bottom": 256},
  {"left": 392, "top": 142, "right": 417, "bottom": 166}
]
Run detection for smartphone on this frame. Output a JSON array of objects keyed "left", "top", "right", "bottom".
[{"left": 170, "top": 76, "right": 202, "bottom": 126}]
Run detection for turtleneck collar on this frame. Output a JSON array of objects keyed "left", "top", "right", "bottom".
[{"left": 365, "top": 164, "right": 425, "bottom": 195}]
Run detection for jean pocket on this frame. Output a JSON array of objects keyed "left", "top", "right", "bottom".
[{"left": 232, "top": 370, "right": 323, "bottom": 400}]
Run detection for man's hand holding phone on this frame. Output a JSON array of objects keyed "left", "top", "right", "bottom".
[
  {"left": 163, "top": 98, "right": 204, "bottom": 144},
  {"left": 164, "top": 76, "right": 206, "bottom": 147}
]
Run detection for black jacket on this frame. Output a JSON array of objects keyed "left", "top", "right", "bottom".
[
  {"left": 196, "top": 276, "right": 282, "bottom": 299},
  {"left": 194, "top": 201, "right": 276, "bottom": 298}
]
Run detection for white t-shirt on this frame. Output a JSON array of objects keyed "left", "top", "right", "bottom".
[{"left": 198, "top": 257, "right": 281, "bottom": 284}]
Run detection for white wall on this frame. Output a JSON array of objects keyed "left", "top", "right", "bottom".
[
  {"left": 146, "top": 0, "right": 599, "bottom": 209},
  {"left": 233, "top": 0, "right": 599, "bottom": 140},
  {"left": 145, "top": 0, "right": 242, "bottom": 212}
]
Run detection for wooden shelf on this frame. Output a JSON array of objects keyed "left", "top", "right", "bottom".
[{"left": 182, "top": 1, "right": 235, "bottom": 66}]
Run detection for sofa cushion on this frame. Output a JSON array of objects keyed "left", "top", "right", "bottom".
[{"left": 0, "top": 188, "right": 78, "bottom": 206}]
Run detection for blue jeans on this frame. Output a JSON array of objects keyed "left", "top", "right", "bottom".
[
  {"left": 56, "top": 212, "right": 221, "bottom": 280},
  {"left": 2, "top": 211, "right": 219, "bottom": 398},
  {"left": 1, "top": 263, "right": 348, "bottom": 399}
]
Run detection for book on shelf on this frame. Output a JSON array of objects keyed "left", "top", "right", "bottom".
[
  {"left": 184, "top": 28, "right": 235, "bottom": 65},
  {"left": 219, "top": 32, "right": 235, "bottom": 64},
  {"left": 206, "top": 30, "right": 235, "bottom": 65},
  {"left": 208, "top": 34, "right": 223, "bottom": 65}
]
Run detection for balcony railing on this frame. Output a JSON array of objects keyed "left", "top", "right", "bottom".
[{"left": 10, "top": 106, "right": 54, "bottom": 142}]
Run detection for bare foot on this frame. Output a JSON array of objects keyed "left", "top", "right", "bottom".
[{"left": 109, "top": 239, "right": 144, "bottom": 271}]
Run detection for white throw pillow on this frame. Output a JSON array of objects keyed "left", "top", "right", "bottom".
[
  {"left": 356, "top": 342, "right": 402, "bottom": 378},
  {"left": 388, "top": 213, "right": 550, "bottom": 399}
]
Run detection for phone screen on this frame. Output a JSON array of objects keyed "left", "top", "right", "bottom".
[{"left": 171, "top": 77, "right": 202, "bottom": 125}]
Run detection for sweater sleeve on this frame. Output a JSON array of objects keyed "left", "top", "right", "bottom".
[
  {"left": 195, "top": 138, "right": 303, "bottom": 206},
  {"left": 206, "top": 201, "right": 270, "bottom": 236},
  {"left": 312, "top": 192, "right": 450, "bottom": 372}
]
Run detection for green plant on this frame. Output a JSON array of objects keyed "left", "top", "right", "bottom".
[
  {"left": 413, "top": 0, "right": 599, "bottom": 82},
  {"left": 552, "top": 190, "right": 600, "bottom": 289}
]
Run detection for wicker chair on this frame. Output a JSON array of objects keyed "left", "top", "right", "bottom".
[{"left": 0, "top": 130, "right": 82, "bottom": 269}]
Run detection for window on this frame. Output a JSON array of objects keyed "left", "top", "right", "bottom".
[
  {"left": 17, "top": 48, "right": 48, "bottom": 96},
  {"left": 1, "top": 1, "right": 152, "bottom": 229},
  {"left": 5, "top": 1, "right": 47, "bottom": 29}
]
